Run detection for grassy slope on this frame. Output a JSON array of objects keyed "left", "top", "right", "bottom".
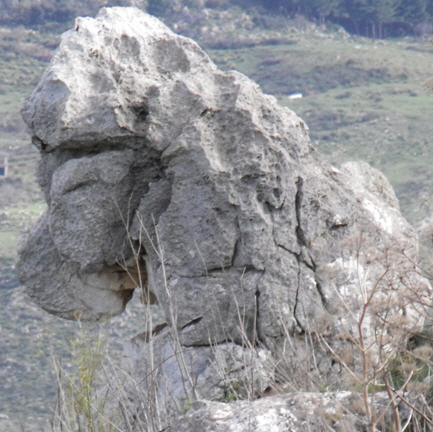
[
  {"left": 0, "top": 26, "right": 50, "bottom": 265},
  {"left": 2, "top": 20, "right": 433, "bottom": 429},
  {"left": 0, "top": 27, "right": 68, "bottom": 429}
]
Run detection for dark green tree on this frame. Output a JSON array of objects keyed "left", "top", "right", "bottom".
[
  {"left": 259, "top": 0, "right": 302, "bottom": 15},
  {"left": 341, "top": 0, "right": 398, "bottom": 37},
  {"left": 397, "top": 0, "right": 426, "bottom": 25},
  {"left": 372, "top": 0, "right": 399, "bottom": 37},
  {"left": 308, "top": 0, "right": 341, "bottom": 25}
]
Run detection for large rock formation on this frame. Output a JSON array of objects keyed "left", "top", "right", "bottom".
[{"left": 17, "top": 7, "right": 431, "bottom": 429}]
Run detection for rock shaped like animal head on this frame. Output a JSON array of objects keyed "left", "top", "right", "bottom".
[{"left": 17, "top": 9, "right": 430, "bottom": 361}]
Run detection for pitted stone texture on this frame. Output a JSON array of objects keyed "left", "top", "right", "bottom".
[
  {"left": 17, "top": 6, "right": 429, "bottom": 381},
  {"left": 49, "top": 150, "right": 138, "bottom": 271},
  {"left": 17, "top": 213, "right": 134, "bottom": 320},
  {"left": 21, "top": 7, "right": 218, "bottom": 151},
  {"left": 171, "top": 391, "right": 413, "bottom": 432}
]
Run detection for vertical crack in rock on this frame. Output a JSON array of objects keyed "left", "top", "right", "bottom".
[
  {"left": 294, "top": 177, "right": 307, "bottom": 248},
  {"left": 231, "top": 238, "right": 240, "bottom": 267},
  {"left": 230, "top": 217, "right": 242, "bottom": 269},
  {"left": 271, "top": 236, "right": 307, "bottom": 332},
  {"left": 306, "top": 257, "right": 328, "bottom": 310},
  {"left": 293, "top": 260, "right": 305, "bottom": 334},
  {"left": 254, "top": 283, "right": 263, "bottom": 345},
  {"left": 292, "top": 176, "right": 329, "bottom": 327},
  {"left": 314, "top": 279, "right": 328, "bottom": 310},
  {"left": 293, "top": 177, "right": 306, "bottom": 332}
]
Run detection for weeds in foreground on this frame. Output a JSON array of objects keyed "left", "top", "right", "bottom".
[
  {"left": 52, "top": 328, "right": 112, "bottom": 432},
  {"left": 51, "top": 225, "right": 433, "bottom": 431},
  {"left": 314, "top": 236, "right": 433, "bottom": 432}
]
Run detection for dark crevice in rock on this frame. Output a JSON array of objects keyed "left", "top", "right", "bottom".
[
  {"left": 330, "top": 222, "right": 349, "bottom": 231},
  {"left": 173, "top": 265, "right": 262, "bottom": 280},
  {"left": 132, "top": 150, "right": 164, "bottom": 169},
  {"left": 254, "top": 287, "right": 263, "bottom": 346},
  {"left": 205, "top": 267, "right": 229, "bottom": 275},
  {"left": 228, "top": 216, "right": 242, "bottom": 269},
  {"left": 181, "top": 316, "right": 203, "bottom": 331},
  {"left": 169, "top": 270, "right": 219, "bottom": 279},
  {"left": 274, "top": 241, "right": 306, "bottom": 328},
  {"left": 292, "top": 177, "right": 330, "bottom": 321},
  {"left": 293, "top": 256, "right": 305, "bottom": 334},
  {"left": 181, "top": 341, "right": 227, "bottom": 348},
  {"left": 276, "top": 242, "right": 300, "bottom": 259},
  {"left": 132, "top": 322, "right": 168, "bottom": 344},
  {"left": 52, "top": 135, "right": 154, "bottom": 153},
  {"left": 276, "top": 242, "right": 329, "bottom": 317},
  {"left": 272, "top": 187, "right": 282, "bottom": 200},
  {"left": 69, "top": 143, "right": 131, "bottom": 156},
  {"left": 130, "top": 102, "right": 149, "bottom": 122},
  {"left": 132, "top": 176, "right": 172, "bottom": 235},
  {"left": 231, "top": 237, "right": 241, "bottom": 268},
  {"left": 33, "top": 136, "right": 48, "bottom": 152},
  {"left": 295, "top": 176, "right": 307, "bottom": 248},
  {"left": 306, "top": 256, "right": 328, "bottom": 310},
  {"left": 263, "top": 201, "right": 273, "bottom": 214},
  {"left": 314, "top": 280, "right": 328, "bottom": 310},
  {"left": 237, "top": 264, "right": 262, "bottom": 272},
  {"left": 200, "top": 107, "right": 220, "bottom": 118},
  {"left": 120, "top": 288, "right": 135, "bottom": 307},
  {"left": 240, "top": 173, "right": 263, "bottom": 185},
  {"left": 182, "top": 336, "right": 256, "bottom": 349}
]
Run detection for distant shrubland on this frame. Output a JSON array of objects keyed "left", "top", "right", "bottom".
[{"left": 1, "top": 0, "right": 433, "bottom": 37}]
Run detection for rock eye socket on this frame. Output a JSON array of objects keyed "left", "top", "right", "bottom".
[{"left": 131, "top": 104, "right": 149, "bottom": 122}]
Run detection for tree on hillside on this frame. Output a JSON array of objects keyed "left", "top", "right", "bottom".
[
  {"left": 340, "top": 0, "right": 365, "bottom": 34},
  {"left": 372, "top": 0, "right": 399, "bottom": 37},
  {"left": 258, "top": 0, "right": 301, "bottom": 16},
  {"left": 308, "top": 0, "right": 341, "bottom": 25},
  {"left": 397, "top": 0, "right": 426, "bottom": 26},
  {"left": 340, "top": 0, "right": 399, "bottom": 37}
]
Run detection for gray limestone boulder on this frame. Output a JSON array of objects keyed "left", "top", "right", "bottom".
[
  {"left": 171, "top": 391, "right": 413, "bottom": 432},
  {"left": 16, "top": 6, "right": 431, "bottom": 428},
  {"left": 122, "top": 327, "right": 275, "bottom": 419}
]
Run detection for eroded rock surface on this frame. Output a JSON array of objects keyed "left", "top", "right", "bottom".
[
  {"left": 171, "top": 391, "right": 414, "bottom": 432},
  {"left": 17, "top": 6, "right": 431, "bottom": 428}
]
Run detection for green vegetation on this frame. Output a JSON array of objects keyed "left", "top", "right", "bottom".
[
  {"left": 2, "top": 0, "right": 433, "bottom": 38},
  {"left": 53, "top": 331, "right": 112, "bottom": 432},
  {"left": 0, "top": 201, "right": 46, "bottom": 260}
]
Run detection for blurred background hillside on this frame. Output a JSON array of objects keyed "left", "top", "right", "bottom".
[{"left": 3, "top": 0, "right": 433, "bottom": 38}]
